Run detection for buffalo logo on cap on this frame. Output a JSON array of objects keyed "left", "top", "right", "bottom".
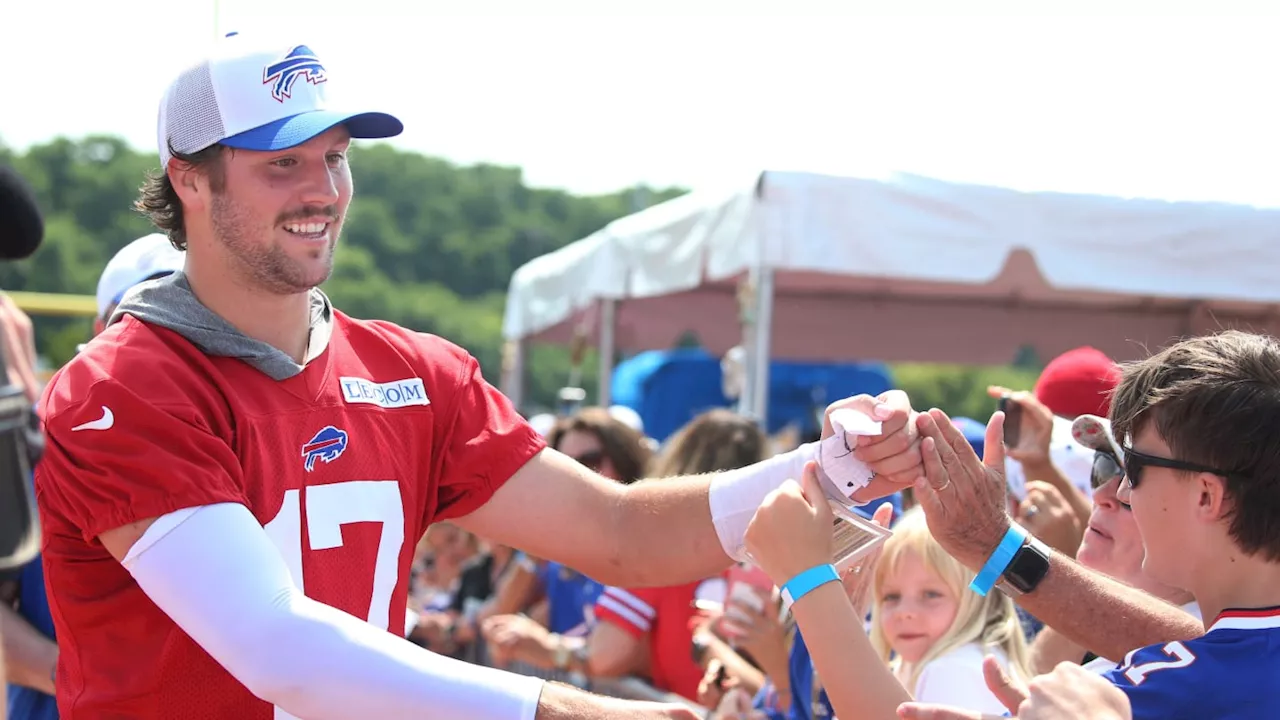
[{"left": 262, "top": 45, "right": 328, "bottom": 103}]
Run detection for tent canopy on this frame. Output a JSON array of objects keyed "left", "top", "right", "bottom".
[{"left": 504, "top": 170, "right": 1280, "bottom": 366}]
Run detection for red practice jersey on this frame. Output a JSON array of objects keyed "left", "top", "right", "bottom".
[
  {"left": 593, "top": 579, "right": 723, "bottom": 702},
  {"left": 35, "top": 310, "right": 544, "bottom": 718}
]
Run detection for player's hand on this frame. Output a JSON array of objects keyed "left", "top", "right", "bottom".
[
  {"left": 744, "top": 461, "right": 833, "bottom": 587},
  {"left": 912, "top": 409, "right": 1014, "bottom": 571},
  {"left": 822, "top": 390, "right": 922, "bottom": 499}
]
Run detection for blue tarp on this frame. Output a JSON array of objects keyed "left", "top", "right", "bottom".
[{"left": 611, "top": 349, "right": 894, "bottom": 443}]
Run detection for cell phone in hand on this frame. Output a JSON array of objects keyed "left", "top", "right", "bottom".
[
  {"left": 999, "top": 394, "right": 1023, "bottom": 448},
  {"left": 720, "top": 564, "right": 771, "bottom": 636}
]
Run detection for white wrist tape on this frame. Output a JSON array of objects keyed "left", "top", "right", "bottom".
[{"left": 709, "top": 409, "right": 882, "bottom": 561}]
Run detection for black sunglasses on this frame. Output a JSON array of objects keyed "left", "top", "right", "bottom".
[
  {"left": 1119, "top": 446, "right": 1243, "bottom": 490},
  {"left": 1091, "top": 450, "right": 1124, "bottom": 490},
  {"left": 571, "top": 449, "right": 606, "bottom": 472},
  {"left": 1091, "top": 450, "right": 1132, "bottom": 510}
]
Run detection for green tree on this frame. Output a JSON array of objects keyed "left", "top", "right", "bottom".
[
  {"left": 1, "top": 136, "right": 678, "bottom": 408},
  {"left": 892, "top": 363, "right": 1043, "bottom": 422}
]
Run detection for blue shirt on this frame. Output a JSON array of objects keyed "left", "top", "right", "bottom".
[
  {"left": 538, "top": 561, "right": 606, "bottom": 635},
  {"left": 751, "top": 682, "right": 789, "bottom": 719},
  {"left": 6, "top": 553, "right": 57, "bottom": 720},
  {"left": 1104, "top": 607, "right": 1280, "bottom": 719},
  {"left": 786, "top": 630, "right": 834, "bottom": 719}
]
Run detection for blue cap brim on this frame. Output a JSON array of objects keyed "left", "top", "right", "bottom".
[{"left": 221, "top": 110, "right": 403, "bottom": 152}]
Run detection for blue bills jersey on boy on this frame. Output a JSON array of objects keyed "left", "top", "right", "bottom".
[{"left": 1105, "top": 607, "right": 1280, "bottom": 719}]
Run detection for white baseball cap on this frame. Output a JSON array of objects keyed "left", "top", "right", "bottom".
[
  {"left": 97, "top": 234, "right": 186, "bottom": 319},
  {"left": 1070, "top": 414, "right": 1125, "bottom": 462},
  {"left": 157, "top": 31, "right": 402, "bottom": 168}
]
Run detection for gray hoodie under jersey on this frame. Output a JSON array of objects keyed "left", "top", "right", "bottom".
[{"left": 109, "top": 271, "right": 333, "bottom": 381}]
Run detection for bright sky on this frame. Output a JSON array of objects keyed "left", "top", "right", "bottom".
[{"left": 5, "top": 1, "right": 1280, "bottom": 203}]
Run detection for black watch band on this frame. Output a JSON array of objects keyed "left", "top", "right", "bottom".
[{"left": 999, "top": 535, "right": 1051, "bottom": 595}]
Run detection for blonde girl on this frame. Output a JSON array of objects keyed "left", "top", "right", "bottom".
[
  {"left": 741, "top": 462, "right": 1035, "bottom": 720},
  {"left": 869, "top": 507, "right": 1031, "bottom": 712}
]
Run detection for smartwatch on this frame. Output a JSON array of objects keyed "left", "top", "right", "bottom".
[{"left": 998, "top": 535, "right": 1051, "bottom": 595}]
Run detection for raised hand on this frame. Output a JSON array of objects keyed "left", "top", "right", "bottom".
[{"left": 911, "top": 409, "right": 1014, "bottom": 570}]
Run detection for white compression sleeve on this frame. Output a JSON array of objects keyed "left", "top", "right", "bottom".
[
  {"left": 123, "top": 503, "right": 544, "bottom": 720},
  {"left": 709, "top": 443, "right": 818, "bottom": 562},
  {"left": 708, "top": 410, "right": 882, "bottom": 562}
]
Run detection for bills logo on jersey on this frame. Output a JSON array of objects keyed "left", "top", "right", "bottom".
[
  {"left": 263, "top": 45, "right": 327, "bottom": 103},
  {"left": 340, "top": 377, "right": 430, "bottom": 409},
  {"left": 301, "top": 425, "right": 348, "bottom": 471}
]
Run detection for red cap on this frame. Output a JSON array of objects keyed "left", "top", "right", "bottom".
[{"left": 1034, "top": 346, "right": 1121, "bottom": 419}]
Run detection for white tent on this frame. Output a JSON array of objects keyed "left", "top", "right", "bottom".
[{"left": 502, "top": 170, "right": 1280, "bottom": 417}]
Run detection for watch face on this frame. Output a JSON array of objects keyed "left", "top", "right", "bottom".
[{"left": 1005, "top": 541, "right": 1051, "bottom": 593}]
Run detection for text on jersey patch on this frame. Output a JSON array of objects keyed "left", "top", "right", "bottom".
[{"left": 339, "top": 376, "right": 431, "bottom": 409}]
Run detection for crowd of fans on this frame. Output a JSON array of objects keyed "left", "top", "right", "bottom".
[
  {"left": 5, "top": 229, "right": 1276, "bottom": 720},
  {"left": 391, "top": 347, "right": 1131, "bottom": 718}
]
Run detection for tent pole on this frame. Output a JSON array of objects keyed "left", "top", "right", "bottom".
[
  {"left": 750, "top": 267, "right": 775, "bottom": 427},
  {"left": 598, "top": 298, "right": 616, "bottom": 407},
  {"left": 737, "top": 277, "right": 757, "bottom": 418}
]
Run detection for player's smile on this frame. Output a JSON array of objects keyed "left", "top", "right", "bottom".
[
  {"left": 282, "top": 220, "right": 330, "bottom": 241},
  {"left": 275, "top": 202, "right": 343, "bottom": 259}
]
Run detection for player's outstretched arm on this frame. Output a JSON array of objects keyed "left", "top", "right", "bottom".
[
  {"left": 457, "top": 392, "right": 921, "bottom": 588},
  {"left": 455, "top": 448, "right": 701, "bottom": 587},
  {"left": 99, "top": 506, "right": 697, "bottom": 720}
]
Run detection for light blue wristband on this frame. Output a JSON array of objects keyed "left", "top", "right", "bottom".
[
  {"left": 969, "top": 524, "right": 1028, "bottom": 597},
  {"left": 780, "top": 564, "right": 840, "bottom": 610}
]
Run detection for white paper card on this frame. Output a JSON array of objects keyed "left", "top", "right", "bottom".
[{"left": 816, "top": 408, "right": 883, "bottom": 503}]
